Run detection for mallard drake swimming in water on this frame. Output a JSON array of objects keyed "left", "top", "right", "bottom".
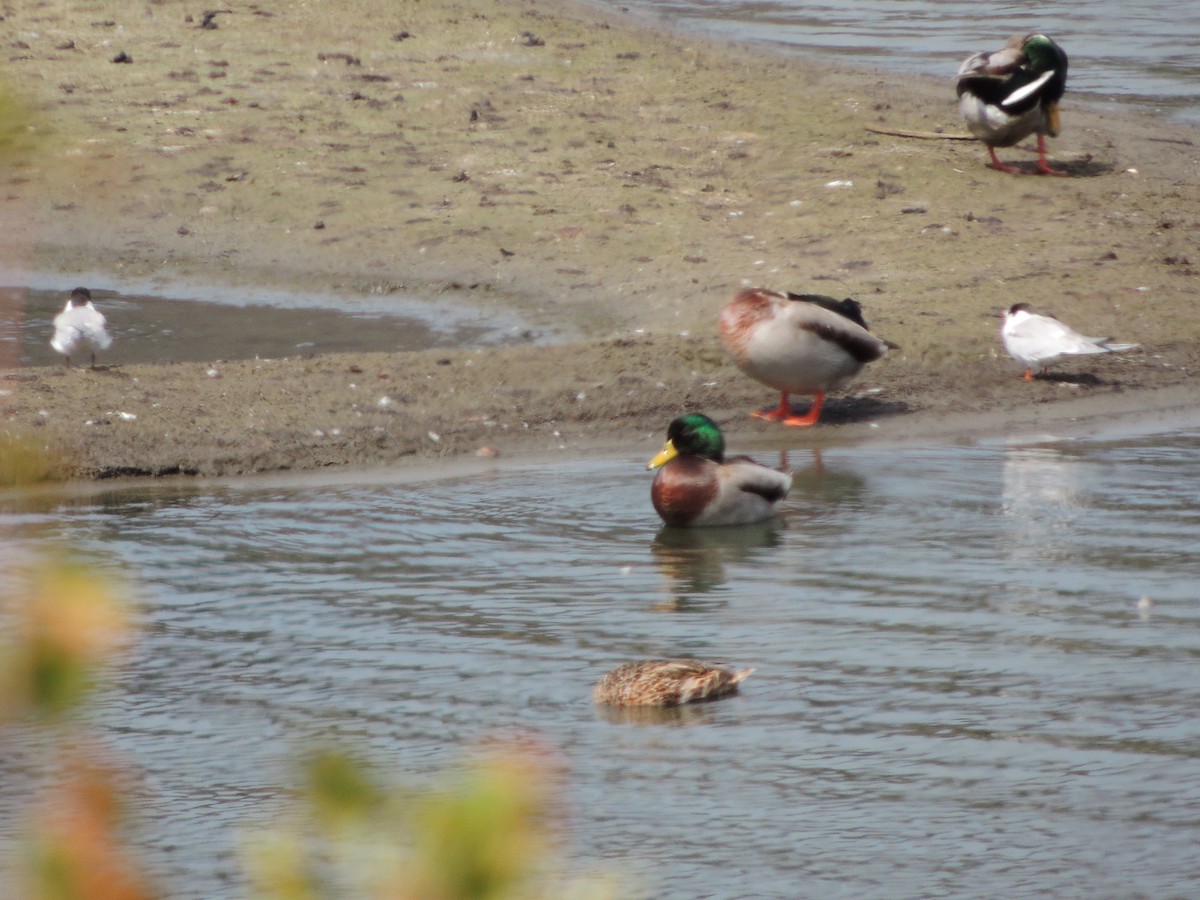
[
  {"left": 648, "top": 413, "right": 791, "bottom": 527},
  {"left": 1001, "top": 303, "right": 1138, "bottom": 379},
  {"left": 718, "top": 288, "right": 892, "bottom": 428},
  {"left": 957, "top": 33, "right": 1068, "bottom": 175},
  {"left": 50, "top": 287, "right": 112, "bottom": 369},
  {"left": 593, "top": 659, "right": 754, "bottom": 707}
]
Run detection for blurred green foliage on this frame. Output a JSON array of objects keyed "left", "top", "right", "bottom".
[
  {"left": 0, "top": 432, "right": 69, "bottom": 487},
  {"left": 0, "top": 552, "right": 131, "bottom": 722},
  {"left": 0, "top": 77, "right": 41, "bottom": 163},
  {"left": 2, "top": 554, "right": 151, "bottom": 900},
  {"left": 247, "top": 741, "right": 619, "bottom": 899},
  {"left": 2, "top": 555, "right": 623, "bottom": 899}
]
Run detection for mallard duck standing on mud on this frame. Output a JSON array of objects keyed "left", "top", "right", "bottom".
[
  {"left": 719, "top": 288, "right": 893, "bottom": 428},
  {"left": 956, "top": 33, "right": 1068, "bottom": 175}
]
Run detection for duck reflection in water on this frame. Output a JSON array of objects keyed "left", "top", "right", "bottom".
[
  {"left": 595, "top": 698, "right": 739, "bottom": 726},
  {"left": 649, "top": 447, "right": 866, "bottom": 608},
  {"left": 651, "top": 521, "right": 784, "bottom": 606}
]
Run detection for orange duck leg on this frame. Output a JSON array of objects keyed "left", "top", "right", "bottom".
[{"left": 751, "top": 391, "right": 825, "bottom": 428}]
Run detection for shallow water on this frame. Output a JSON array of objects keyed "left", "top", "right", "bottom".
[
  {"left": 2, "top": 429, "right": 1199, "bottom": 897},
  {"left": 0, "top": 283, "right": 537, "bottom": 368},
  {"left": 611, "top": 0, "right": 1200, "bottom": 125}
]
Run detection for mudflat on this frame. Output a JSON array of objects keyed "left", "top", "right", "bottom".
[{"left": 2, "top": 0, "right": 1197, "bottom": 478}]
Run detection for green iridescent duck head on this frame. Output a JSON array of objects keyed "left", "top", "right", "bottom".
[{"left": 648, "top": 413, "right": 726, "bottom": 469}]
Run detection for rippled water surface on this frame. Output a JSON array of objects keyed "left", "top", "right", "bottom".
[
  {"left": 2, "top": 431, "right": 1200, "bottom": 897},
  {"left": 610, "top": 0, "right": 1200, "bottom": 124}
]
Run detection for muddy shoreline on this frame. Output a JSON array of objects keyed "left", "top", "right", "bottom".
[{"left": 2, "top": 0, "right": 1197, "bottom": 479}]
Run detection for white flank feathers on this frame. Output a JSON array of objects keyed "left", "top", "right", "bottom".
[{"left": 1002, "top": 69, "right": 1057, "bottom": 109}]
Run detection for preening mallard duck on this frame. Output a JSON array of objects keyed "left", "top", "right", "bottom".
[
  {"left": 648, "top": 413, "right": 791, "bottom": 527},
  {"left": 50, "top": 287, "right": 112, "bottom": 368},
  {"left": 593, "top": 660, "right": 754, "bottom": 707},
  {"left": 956, "top": 33, "right": 1068, "bottom": 175},
  {"left": 718, "top": 288, "right": 892, "bottom": 428},
  {"left": 1001, "top": 303, "right": 1138, "bottom": 379}
]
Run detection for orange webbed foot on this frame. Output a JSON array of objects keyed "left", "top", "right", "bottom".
[
  {"left": 1035, "top": 135, "right": 1066, "bottom": 176},
  {"left": 987, "top": 147, "right": 1024, "bottom": 175},
  {"left": 751, "top": 392, "right": 793, "bottom": 423},
  {"left": 753, "top": 393, "right": 824, "bottom": 428}
]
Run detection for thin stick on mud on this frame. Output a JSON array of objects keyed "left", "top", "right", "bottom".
[{"left": 865, "top": 126, "right": 975, "bottom": 140}]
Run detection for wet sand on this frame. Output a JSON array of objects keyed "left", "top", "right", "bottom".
[{"left": 1, "top": 0, "right": 1197, "bottom": 478}]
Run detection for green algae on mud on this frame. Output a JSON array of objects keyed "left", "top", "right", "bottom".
[{"left": 1, "top": 0, "right": 1197, "bottom": 478}]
